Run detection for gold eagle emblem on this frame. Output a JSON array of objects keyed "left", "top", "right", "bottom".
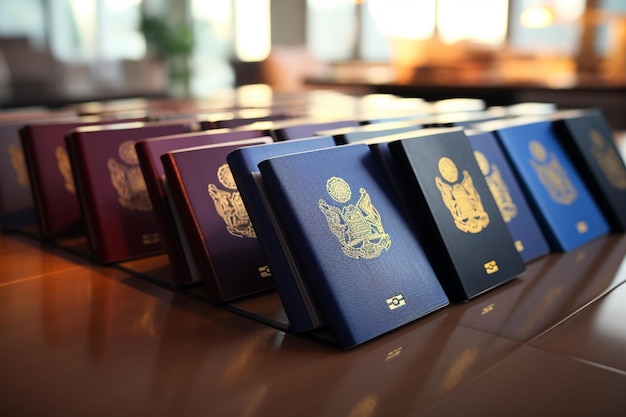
[
  {"left": 589, "top": 129, "right": 626, "bottom": 190},
  {"left": 207, "top": 164, "right": 256, "bottom": 238},
  {"left": 318, "top": 176, "right": 391, "bottom": 259},
  {"left": 108, "top": 141, "right": 152, "bottom": 211},
  {"left": 529, "top": 140, "right": 577, "bottom": 205},
  {"left": 55, "top": 146, "right": 75, "bottom": 194},
  {"left": 474, "top": 151, "right": 517, "bottom": 223},
  {"left": 436, "top": 157, "right": 489, "bottom": 233},
  {"left": 9, "top": 143, "right": 29, "bottom": 187}
]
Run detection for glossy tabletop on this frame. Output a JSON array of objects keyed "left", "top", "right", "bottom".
[{"left": 1, "top": 232, "right": 625, "bottom": 417}]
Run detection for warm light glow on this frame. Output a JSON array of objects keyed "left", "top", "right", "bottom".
[
  {"left": 368, "top": 0, "right": 436, "bottom": 39},
  {"left": 235, "top": 0, "right": 270, "bottom": 62},
  {"left": 437, "top": 0, "right": 508, "bottom": 45},
  {"left": 520, "top": 5, "right": 555, "bottom": 28}
]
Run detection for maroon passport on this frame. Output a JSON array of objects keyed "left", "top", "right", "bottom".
[
  {"left": 135, "top": 129, "right": 269, "bottom": 286},
  {"left": 20, "top": 116, "right": 148, "bottom": 238},
  {"left": 66, "top": 121, "right": 192, "bottom": 263},
  {"left": 161, "top": 138, "right": 274, "bottom": 301},
  {"left": 0, "top": 110, "right": 77, "bottom": 232}
]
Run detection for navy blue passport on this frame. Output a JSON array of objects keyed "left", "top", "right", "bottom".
[
  {"left": 552, "top": 109, "right": 626, "bottom": 232},
  {"left": 388, "top": 129, "right": 526, "bottom": 302},
  {"left": 466, "top": 130, "right": 550, "bottom": 263},
  {"left": 258, "top": 144, "right": 449, "bottom": 348},
  {"left": 161, "top": 138, "right": 275, "bottom": 302},
  {"left": 486, "top": 119, "right": 610, "bottom": 252},
  {"left": 227, "top": 136, "right": 337, "bottom": 333}
]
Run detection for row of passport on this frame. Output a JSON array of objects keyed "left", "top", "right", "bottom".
[{"left": 1, "top": 100, "right": 624, "bottom": 348}]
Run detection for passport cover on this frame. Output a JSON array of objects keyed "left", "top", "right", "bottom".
[
  {"left": 258, "top": 144, "right": 449, "bottom": 348},
  {"left": 135, "top": 129, "right": 268, "bottom": 286},
  {"left": 388, "top": 129, "right": 526, "bottom": 302},
  {"left": 0, "top": 110, "right": 78, "bottom": 232},
  {"left": 20, "top": 116, "right": 148, "bottom": 238},
  {"left": 553, "top": 109, "right": 626, "bottom": 232},
  {"left": 466, "top": 130, "right": 551, "bottom": 263},
  {"left": 66, "top": 122, "right": 192, "bottom": 263},
  {"left": 226, "top": 136, "right": 338, "bottom": 333},
  {"left": 488, "top": 119, "right": 610, "bottom": 252},
  {"left": 161, "top": 138, "right": 275, "bottom": 302}
]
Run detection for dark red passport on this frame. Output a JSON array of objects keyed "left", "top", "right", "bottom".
[
  {"left": 0, "top": 110, "right": 77, "bottom": 232},
  {"left": 20, "top": 116, "right": 148, "bottom": 238},
  {"left": 135, "top": 129, "right": 269, "bottom": 285},
  {"left": 161, "top": 137, "right": 274, "bottom": 301},
  {"left": 66, "top": 121, "right": 192, "bottom": 263}
]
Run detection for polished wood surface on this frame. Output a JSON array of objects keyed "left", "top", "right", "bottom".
[{"left": 1, "top": 231, "right": 626, "bottom": 417}]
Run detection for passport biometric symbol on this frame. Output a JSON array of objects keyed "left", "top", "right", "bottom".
[
  {"left": 436, "top": 157, "right": 489, "bottom": 233},
  {"left": 589, "top": 129, "right": 626, "bottom": 190},
  {"left": 55, "top": 146, "right": 76, "bottom": 194},
  {"left": 108, "top": 140, "right": 152, "bottom": 211},
  {"left": 208, "top": 163, "right": 256, "bottom": 238},
  {"left": 474, "top": 151, "right": 517, "bottom": 223},
  {"left": 318, "top": 176, "right": 391, "bottom": 259},
  {"left": 528, "top": 140, "right": 577, "bottom": 205},
  {"left": 9, "top": 143, "right": 29, "bottom": 187}
]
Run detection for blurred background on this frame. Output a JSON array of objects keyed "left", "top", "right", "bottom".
[{"left": 1, "top": 0, "right": 625, "bottom": 108}]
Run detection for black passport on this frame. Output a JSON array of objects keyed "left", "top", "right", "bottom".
[
  {"left": 553, "top": 108, "right": 626, "bottom": 232},
  {"left": 388, "top": 129, "right": 526, "bottom": 302}
]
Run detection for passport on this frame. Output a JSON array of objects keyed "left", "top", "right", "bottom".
[
  {"left": 20, "top": 115, "right": 148, "bottom": 238},
  {"left": 135, "top": 129, "right": 268, "bottom": 285},
  {"left": 484, "top": 118, "right": 610, "bottom": 252},
  {"left": 466, "top": 130, "right": 550, "bottom": 263},
  {"left": 66, "top": 121, "right": 192, "bottom": 263},
  {"left": 226, "top": 136, "right": 338, "bottom": 333},
  {"left": 0, "top": 110, "right": 77, "bottom": 232},
  {"left": 552, "top": 109, "right": 626, "bottom": 232},
  {"left": 258, "top": 144, "right": 449, "bottom": 348},
  {"left": 161, "top": 138, "right": 275, "bottom": 302},
  {"left": 388, "top": 129, "right": 526, "bottom": 302}
]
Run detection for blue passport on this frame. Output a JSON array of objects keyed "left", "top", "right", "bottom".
[
  {"left": 258, "top": 144, "right": 449, "bottom": 348},
  {"left": 466, "top": 130, "right": 550, "bottom": 263},
  {"left": 226, "top": 136, "right": 337, "bottom": 333},
  {"left": 552, "top": 109, "right": 626, "bottom": 232},
  {"left": 387, "top": 129, "right": 525, "bottom": 302},
  {"left": 486, "top": 119, "right": 610, "bottom": 252}
]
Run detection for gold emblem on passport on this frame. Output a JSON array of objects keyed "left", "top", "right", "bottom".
[
  {"left": 436, "top": 157, "right": 489, "bottom": 233},
  {"left": 108, "top": 141, "right": 152, "bottom": 211},
  {"left": 529, "top": 140, "right": 577, "bottom": 205},
  {"left": 589, "top": 129, "right": 626, "bottom": 190},
  {"left": 386, "top": 294, "right": 406, "bottom": 310},
  {"left": 475, "top": 151, "right": 517, "bottom": 223},
  {"left": 514, "top": 240, "right": 524, "bottom": 252},
  {"left": 484, "top": 260, "right": 499, "bottom": 274},
  {"left": 318, "top": 176, "right": 391, "bottom": 259},
  {"left": 142, "top": 233, "right": 160, "bottom": 245},
  {"left": 576, "top": 221, "right": 588, "bottom": 233},
  {"left": 208, "top": 163, "right": 256, "bottom": 238},
  {"left": 8, "top": 143, "right": 29, "bottom": 186},
  {"left": 258, "top": 265, "right": 272, "bottom": 278},
  {"left": 55, "top": 146, "right": 76, "bottom": 194}
]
